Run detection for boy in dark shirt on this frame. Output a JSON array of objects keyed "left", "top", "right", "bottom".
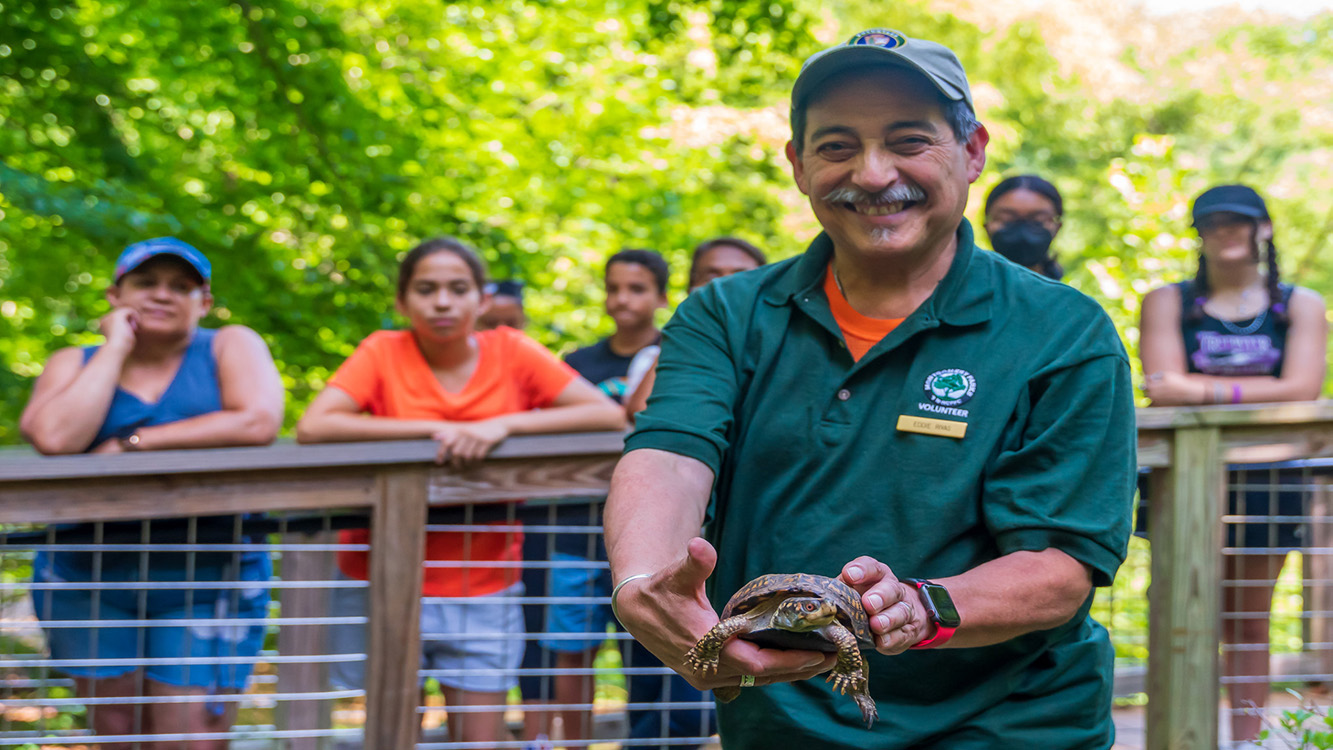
[
  {"left": 519, "top": 249, "right": 674, "bottom": 747},
  {"left": 564, "top": 249, "right": 668, "bottom": 402}
]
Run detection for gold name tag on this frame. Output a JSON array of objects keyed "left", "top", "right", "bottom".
[{"left": 896, "top": 415, "right": 967, "bottom": 439}]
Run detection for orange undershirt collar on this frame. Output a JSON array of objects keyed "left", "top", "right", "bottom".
[{"left": 824, "top": 264, "right": 904, "bottom": 362}]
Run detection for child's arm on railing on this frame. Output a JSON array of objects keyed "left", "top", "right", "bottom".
[
  {"left": 434, "top": 378, "right": 625, "bottom": 467},
  {"left": 296, "top": 387, "right": 449, "bottom": 443}
]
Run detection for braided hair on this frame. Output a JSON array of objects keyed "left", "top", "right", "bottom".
[
  {"left": 1264, "top": 235, "right": 1289, "bottom": 323},
  {"left": 1187, "top": 224, "right": 1288, "bottom": 324}
]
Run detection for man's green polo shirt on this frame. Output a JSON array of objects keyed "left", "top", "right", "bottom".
[{"left": 625, "top": 220, "right": 1137, "bottom": 749}]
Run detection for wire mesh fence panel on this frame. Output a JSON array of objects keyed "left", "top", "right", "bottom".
[
  {"left": 0, "top": 510, "right": 367, "bottom": 749},
  {"left": 1091, "top": 473, "right": 1153, "bottom": 750},
  {"left": 8, "top": 427, "right": 1332, "bottom": 750},
  {"left": 1219, "top": 461, "right": 1333, "bottom": 749},
  {"left": 386, "top": 496, "right": 720, "bottom": 750}
]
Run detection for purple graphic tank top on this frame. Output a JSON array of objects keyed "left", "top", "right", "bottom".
[{"left": 1178, "top": 281, "right": 1293, "bottom": 377}]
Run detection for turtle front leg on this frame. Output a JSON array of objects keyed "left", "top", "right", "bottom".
[
  {"left": 684, "top": 615, "right": 755, "bottom": 676},
  {"left": 818, "top": 623, "right": 867, "bottom": 695}
]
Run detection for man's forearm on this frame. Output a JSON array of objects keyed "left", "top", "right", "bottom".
[
  {"left": 604, "top": 448, "right": 714, "bottom": 582},
  {"left": 937, "top": 548, "right": 1093, "bottom": 648}
]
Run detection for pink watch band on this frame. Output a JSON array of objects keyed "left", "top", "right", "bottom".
[
  {"left": 904, "top": 578, "right": 958, "bottom": 649},
  {"left": 910, "top": 623, "right": 957, "bottom": 649}
]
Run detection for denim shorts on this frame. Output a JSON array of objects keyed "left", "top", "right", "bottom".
[
  {"left": 30, "top": 550, "right": 271, "bottom": 691},
  {"left": 328, "top": 577, "right": 524, "bottom": 693},
  {"left": 541, "top": 552, "right": 613, "bottom": 653}
]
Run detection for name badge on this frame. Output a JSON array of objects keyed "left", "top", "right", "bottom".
[{"left": 896, "top": 415, "right": 967, "bottom": 439}]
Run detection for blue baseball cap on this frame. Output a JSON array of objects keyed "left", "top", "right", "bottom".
[{"left": 113, "top": 237, "right": 211, "bottom": 284}]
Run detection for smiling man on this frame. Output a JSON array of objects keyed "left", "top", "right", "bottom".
[{"left": 605, "top": 29, "right": 1137, "bottom": 748}]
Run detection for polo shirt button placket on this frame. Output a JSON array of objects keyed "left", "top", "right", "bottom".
[{"left": 837, "top": 388, "right": 851, "bottom": 401}]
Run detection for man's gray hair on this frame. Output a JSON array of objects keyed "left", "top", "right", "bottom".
[{"left": 792, "top": 97, "right": 981, "bottom": 154}]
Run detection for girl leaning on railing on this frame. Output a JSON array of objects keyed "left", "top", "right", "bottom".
[
  {"left": 1139, "top": 185, "right": 1328, "bottom": 745},
  {"left": 295, "top": 236, "right": 624, "bottom": 746}
]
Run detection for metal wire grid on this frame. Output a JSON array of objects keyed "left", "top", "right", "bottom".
[
  {"left": 1120, "top": 461, "right": 1333, "bottom": 750},
  {"left": 408, "top": 498, "right": 717, "bottom": 749},
  {"left": 11, "top": 468, "right": 1331, "bottom": 749},
  {"left": 0, "top": 498, "right": 718, "bottom": 749},
  {"left": 0, "top": 511, "right": 365, "bottom": 748},
  {"left": 1218, "top": 463, "right": 1333, "bottom": 748}
]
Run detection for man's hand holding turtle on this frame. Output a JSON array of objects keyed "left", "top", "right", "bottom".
[
  {"left": 613, "top": 536, "right": 836, "bottom": 692},
  {"left": 839, "top": 556, "right": 935, "bottom": 655}
]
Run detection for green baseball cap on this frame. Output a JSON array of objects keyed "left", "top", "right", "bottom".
[{"left": 792, "top": 29, "right": 974, "bottom": 116}]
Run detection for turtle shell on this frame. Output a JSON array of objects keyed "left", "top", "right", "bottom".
[{"left": 720, "top": 572, "right": 875, "bottom": 649}]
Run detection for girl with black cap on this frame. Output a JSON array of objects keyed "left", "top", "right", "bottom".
[
  {"left": 983, "top": 174, "right": 1064, "bottom": 280},
  {"left": 1139, "top": 185, "right": 1327, "bottom": 743}
]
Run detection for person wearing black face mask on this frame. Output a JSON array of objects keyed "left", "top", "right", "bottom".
[{"left": 984, "top": 175, "right": 1064, "bottom": 280}]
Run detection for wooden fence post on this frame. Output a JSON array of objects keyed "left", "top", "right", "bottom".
[
  {"left": 276, "top": 531, "right": 336, "bottom": 750},
  {"left": 364, "top": 467, "right": 429, "bottom": 750},
  {"left": 1147, "top": 425, "right": 1222, "bottom": 750}
]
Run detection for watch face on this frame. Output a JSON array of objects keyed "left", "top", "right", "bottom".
[{"left": 921, "top": 583, "right": 962, "bottom": 628}]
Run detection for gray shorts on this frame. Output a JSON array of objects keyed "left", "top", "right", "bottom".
[{"left": 328, "top": 577, "right": 524, "bottom": 694}]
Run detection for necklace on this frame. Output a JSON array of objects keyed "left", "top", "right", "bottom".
[
  {"left": 1208, "top": 283, "right": 1268, "bottom": 335},
  {"left": 832, "top": 261, "right": 848, "bottom": 298},
  {"left": 1216, "top": 306, "right": 1267, "bottom": 336}
]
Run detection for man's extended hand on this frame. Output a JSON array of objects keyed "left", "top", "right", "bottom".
[
  {"left": 615, "top": 536, "right": 836, "bottom": 692},
  {"left": 839, "top": 556, "right": 935, "bottom": 655}
]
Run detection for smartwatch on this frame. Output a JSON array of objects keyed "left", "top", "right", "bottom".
[{"left": 902, "top": 578, "right": 960, "bottom": 649}]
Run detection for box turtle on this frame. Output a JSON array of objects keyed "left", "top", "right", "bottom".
[{"left": 684, "top": 572, "right": 878, "bottom": 727}]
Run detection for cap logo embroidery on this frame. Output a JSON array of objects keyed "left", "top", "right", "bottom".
[
  {"left": 850, "top": 30, "right": 906, "bottom": 49},
  {"left": 924, "top": 368, "right": 976, "bottom": 407}
]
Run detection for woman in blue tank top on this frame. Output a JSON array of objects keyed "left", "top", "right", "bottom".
[
  {"left": 1139, "top": 186, "right": 1327, "bottom": 743},
  {"left": 19, "top": 238, "right": 284, "bottom": 749}
]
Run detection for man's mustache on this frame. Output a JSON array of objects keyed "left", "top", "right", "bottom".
[{"left": 821, "top": 184, "right": 927, "bottom": 204}]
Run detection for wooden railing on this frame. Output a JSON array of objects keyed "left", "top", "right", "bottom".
[
  {"left": 0, "top": 432, "right": 627, "bottom": 750},
  {"left": 1137, "top": 401, "right": 1333, "bottom": 750},
  {"left": 2, "top": 402, "right": 1331, "bottom": 750}
]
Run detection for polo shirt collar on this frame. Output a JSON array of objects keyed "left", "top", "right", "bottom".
[{"left": 763, "top": 218, "right": 994, "bottom": 328}]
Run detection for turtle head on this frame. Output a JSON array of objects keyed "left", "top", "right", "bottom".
[{"left": 771, "top": 596, "right": 839, "bottom": 632}]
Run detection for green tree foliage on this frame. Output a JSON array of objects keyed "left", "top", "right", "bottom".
[
  {"left": 0, "top": 0, "right": 820, "bottom": 439},
  {"left": 2, "top": 1, "right": 1331, "bottom": 443}
]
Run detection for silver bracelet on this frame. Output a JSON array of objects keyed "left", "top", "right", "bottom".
[{"left": 611, "top": 573, "right": 653, "bottom": 627}]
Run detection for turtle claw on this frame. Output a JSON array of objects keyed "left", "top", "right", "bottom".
[
  {"left": 825, "top": 669, "right": 866, "bottom": 695},
  {"left": 854, "top": 692, "right": 879, "bottom": 728},
  {"left": 683, "top": 645, "right": 721, "bottom": 676}
]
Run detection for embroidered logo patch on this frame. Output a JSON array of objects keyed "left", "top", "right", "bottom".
[
  {"left": 924, "top": 369, "right": 976, "bottom": 407},
  {"left": 850, "top": 29, "right": 906, "bottom": 49}
]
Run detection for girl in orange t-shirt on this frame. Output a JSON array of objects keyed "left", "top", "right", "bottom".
[{"left": 297, "top": 237, "right": 624, "bottom": 743}]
